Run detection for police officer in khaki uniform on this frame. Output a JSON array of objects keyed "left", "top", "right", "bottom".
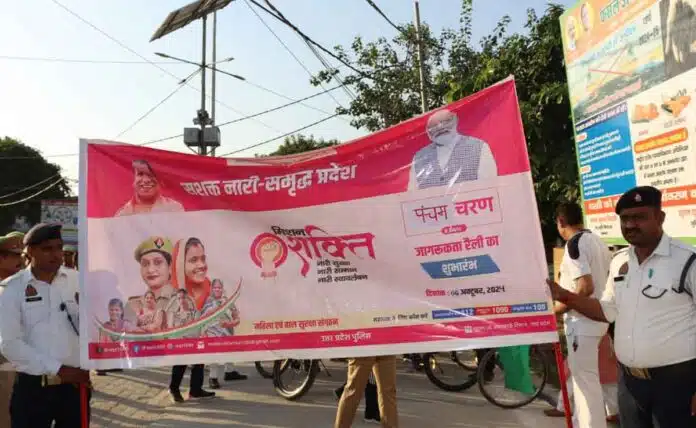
[
  {"left": 0, "top": 231, "right": 24, "bottom": 428},
  {"left": 548, "top": 186, "right": 696, "bottom": 427},
  {"left": 0, "top": 232, "right": 24, "bottom": 281},
  {"left": 124, "top": 237, "right": 177, "bottom": 325}
]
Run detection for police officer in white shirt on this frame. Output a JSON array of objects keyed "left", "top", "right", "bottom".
[
  {"left": 548, "top": 186, "right": 696, "bottom": 427},
  {"left": 0, "top": 223, "right": 90, "bottom": 427},
  {"left": 553, "top": 202, "right": 612, "bottom": 428}
]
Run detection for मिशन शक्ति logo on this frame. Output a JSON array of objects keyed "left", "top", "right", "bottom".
[{"left": 249, "top": 233, "right": 288, "bottom": 279}]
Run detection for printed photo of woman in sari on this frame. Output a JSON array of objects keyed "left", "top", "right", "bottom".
[
  {"left": 172, "top": 237, "right": 212, "bottom": 312},
  {"left": 99, "top": 298, "right": 135, "bottom": 343},
  {"left": 201, "top": 279, "right": 240, "bottom": 337},
  {"left": 136, "top": 290, "right": 167, "bottom": 333},
  {"left": 165, "top": 288, "right": 198, "bottom": 334}
]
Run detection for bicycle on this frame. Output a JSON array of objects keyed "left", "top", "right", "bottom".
[
  {"left": 475, "top": 345, "right": 551, "bottom": 409},
  {"left": 271, "top": 359, "right": 332, "bottom": 400},
  {"left": 422, "top": 350, "right": 479, "bottom": 392},
  {"left": 254, "top": 361, "right": 274, "bottom": 379}
]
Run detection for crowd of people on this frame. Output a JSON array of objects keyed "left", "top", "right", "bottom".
[{"left": 0, "top": 184, "right": 695, "bottom": 427}]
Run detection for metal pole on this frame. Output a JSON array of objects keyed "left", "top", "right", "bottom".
[
  {"left": 200, "top": 15, "right": 208, "bottom": 156},
  {"left": 211, "top": 11, "right": 217, "bottom": 156},
  {"left": 413, "top": 0, "right": 427, "bottom": 113}
]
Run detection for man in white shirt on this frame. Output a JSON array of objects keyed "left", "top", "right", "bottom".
[
  {"left": 408, "top": 109, "right": 497, "bottom": 190},
  {"left": 548, "top": 203, "right": 612, "bottom": 427},
  {"left": 548, "top": 186, "right": 696, "bottom": 427},
  {"left": 115, "top": 159, "right": 184, "bottom": 217},
  {"left": 0, "top": 223, "right": 90, "bottom": 427}
]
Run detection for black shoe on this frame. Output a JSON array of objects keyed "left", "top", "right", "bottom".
[
  {"left": 169, "top": 389, "right": 185, "bottom": 403},
  {"left": 334, "top": 387, "right": 344, "bottom": 400},
  {"left": 209, "top": 378, "right": 221, "bottom": 389},
  {"left": 189, "top": 389, "right": 216, "bottom": 399},
  {"left": 224, "top": 371, "right": 248, "bottom": 381}
]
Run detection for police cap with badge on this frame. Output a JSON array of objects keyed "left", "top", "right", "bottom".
[
  {"left": 134, "top": 236, "right": 173, "bottom": 264},
  {"left": 615, "top": 186, "right": 662, "bottom": 214},
  {"left": 0, "top": 231, "right": 25, "bottom": 254},
  {"left": 23, "top": 223, "right": 63, "bottom": 246}
]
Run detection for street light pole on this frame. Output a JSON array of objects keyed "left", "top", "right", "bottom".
[
  {"left": 413, "top": 0, "right": 427, "bottom": 114},
  {"left": 211, "top": 11, "right": 217, "bottom": 156},
  {"left": 200, "top": 15, "right": 208, "bottom": 156}
]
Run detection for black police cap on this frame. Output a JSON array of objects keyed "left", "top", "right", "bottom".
[
  {"left": 614, "top": 186, "right": 662, "bottom": 214},
  {"left": 23, "top": 223, "right": 63, "bottom": 246}
]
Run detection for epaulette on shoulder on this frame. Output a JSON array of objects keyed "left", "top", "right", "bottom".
[
  {"left": 567, "top": 231, "right": 588, "bottom": 260},
  {"left": 670, "top": 237, "right": 696, "bottom": 254},
  {"left": 612, "top": 247, "right": 629, "bottom": 259}
]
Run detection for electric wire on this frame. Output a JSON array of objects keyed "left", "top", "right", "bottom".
[
  {"left": 243, "top": 0, "right": 347, "bottom": 111},
  {"left": 0, "top": 177, "right": 66, "bottom": 207},
  {"left": 219, "top": 113, "right": 339, "bottom": 156},
  {"left": 49, "top": 0, "right": 281, "bottom": 134},
  {"left": 0, "top": 173, "right": 62, "bottom": 199},
  {"left": 114, "top": 69, "right": 201, "bottom": 139}
]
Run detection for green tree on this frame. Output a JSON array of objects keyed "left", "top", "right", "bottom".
[
  {"left": 312, "top": 2, "right": 577, "bottom": 246},
  {"left": 268, "top": 134, "right": 340, "bottom": 156},
  {"left": 0, "top": 137, "right": 72, "bottom": 233}
]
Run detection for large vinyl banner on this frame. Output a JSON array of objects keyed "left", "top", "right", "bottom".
[
  {"left": 561, "top": 0, "right": 696, "bottom": 242},
  {"left": 79, "top": 78, "right": 557, "bottom": 369}
]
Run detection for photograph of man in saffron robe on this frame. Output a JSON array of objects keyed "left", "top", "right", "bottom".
[
  {"left": 115, "top": 159, "right": 184, "bottom": 216},
  {"left": 408, "top": 109, "right": 498, "bottom": 190}
]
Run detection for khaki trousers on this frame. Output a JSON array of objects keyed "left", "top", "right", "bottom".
[
  {"left": 334, "top": 356, "right": 398, "bottom": 428},
  {"left": 0, "top": 370, "right": 14, "bottom": 428}
]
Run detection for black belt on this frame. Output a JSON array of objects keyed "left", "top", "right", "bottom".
[
  {"left": 15, "top": 372, "right": 62, "bottom": 388},
  {"left": 621, "top": 358, "right": 696, "bottom": 380}
]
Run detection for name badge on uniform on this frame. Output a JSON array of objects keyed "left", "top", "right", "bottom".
[
  {"left": 24, "top": 285, "right": 42, "bottom": 302},
  {"left": 613, "top": 262, "right": 628, "bottom": 283}
]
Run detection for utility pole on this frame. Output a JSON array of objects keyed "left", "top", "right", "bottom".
[
  {"left": 413, "top": 0, "right": 427, "bottom": 113},
  {"left": 150, "top": 1, "right": 231, "bottom": 159},
  {"left": 199, "top": 15, "right": 208, "bottom": 156},
  {"left": 210, "top": 11, "right": 218, "bottom": 157}
]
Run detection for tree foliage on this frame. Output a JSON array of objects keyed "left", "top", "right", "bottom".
[
  {"left": 0, "top": 137, "right": 71, "bottom": 233},
  {"left": 268, "top": 134, "right": 340, "bottom": 156},
  {"left": 312, "top": 1, "right": 578, "bottom": 246}
]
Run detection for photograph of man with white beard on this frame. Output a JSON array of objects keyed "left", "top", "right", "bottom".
[
  {"left": 115, "top": 159, "right": 184, "bottom": 217},
  {"left": 661, "top": 0, "right": 696, "bottom": 78},
  {"left": 409, "top": 109, "right": 498, "bottom": 190}
]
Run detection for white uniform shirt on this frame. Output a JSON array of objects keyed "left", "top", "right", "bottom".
[
  {"left": 560, "top": 230, "right": 611, "bottom": 337},
  {"left": 0, "top": 267, "right": 80, "bottom": 375},
  {"left": 407, "top": 136, "right": 497, "bottom": 190},
  {"left": 600, "top": 234, "right": 696, "bottom": 368}
]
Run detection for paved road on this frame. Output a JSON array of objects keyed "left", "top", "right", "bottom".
[{"left": 90, "top": 362, "right": 573, "bottom": 428}]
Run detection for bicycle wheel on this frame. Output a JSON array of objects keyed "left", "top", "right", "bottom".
[
  {"left": 255, "top": 361, "right": 274, "bottom": 379},
  {"left": 452, "top": 350, "right": 478, "bottom": 371},
  {"left": 423, "top": 352, "right": 478, "bottom": 392},
  {"left": 272, "top": 359, "right": 319, "bottom": 400},
  {"left": 477, "top": 346, "right": 550, "bottom": 409}
]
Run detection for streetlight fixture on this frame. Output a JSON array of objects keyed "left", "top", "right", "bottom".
[{"left": 150, "top": 0, "right": 237, "bottom": 156}]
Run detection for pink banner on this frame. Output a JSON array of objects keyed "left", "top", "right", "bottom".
[{"left": 79, "top": 77, "right": 557, "bottom": 369}]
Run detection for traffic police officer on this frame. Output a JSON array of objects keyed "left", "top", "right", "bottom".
[
  {"left": 548, "top": 186, "right": 696, "bottom": 427},
  {"left": 0, "top": 223, "right": 89, "bottom": 427}
]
